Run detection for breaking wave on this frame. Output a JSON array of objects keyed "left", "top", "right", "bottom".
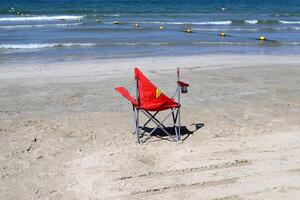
[
  {"left": 0, "top": 23, "right": 81, "bottom": 29},
  {"left": 279, "top": 20, "right": 300, "bottom": 24},
  {"left": 138, "top": 21, "right": 232, "bottom": 25},
  {"left": 0, "top": 43, "right": 95, "bottom": 49},
  {"left": 0, "top": 15, "right": 84, "bottom": 22},
  {"left": 245, "top": 20, "right": 258, "bottom": 24}
]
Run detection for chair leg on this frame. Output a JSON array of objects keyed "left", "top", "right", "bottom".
[
  {"left": 135, "top": 108, "right": 140, "bottom": 144},
  {"left": 172, "top": 109, "right": 179, "bottom": 142},
  {"left": 178, "top": 108, "right": 181, "bottom": 141}
]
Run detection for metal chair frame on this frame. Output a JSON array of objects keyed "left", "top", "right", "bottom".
[
  {"left": 133, "top": 89, "right": 181, "bottom": 143},
  {"left": 132, "top": 69, "right": 186, "bottom": 144}
]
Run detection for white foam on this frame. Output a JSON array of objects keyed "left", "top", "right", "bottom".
[
  {"left": 0, "top": 43, "right": 95, "bottom": 49},
  {"left": 103, "top": 14, "right": 121, "bottom": 17},
  {"left": 0, "top": 23, "right": 81, "bottom": 29},
  {"left": 274, "top": 27, "right": 300, "bottom": 30},
  {"left": 279, "top": 20, "right": 300, "bottom": 24},
  {"left": 0, "top": 15, "right": 84, "bottom": 22},
  {"left": 194, "top": 41, "right": 255, "bottom": 45},
  {"left": 194, "top": 28, "right": 258, "bottom": 31},
  {"left": 245, "top": 20, "right": 258, "bottom": 24},
  {"left": 139, "top": 21, "right": 232, "bottom": 25},
  {"left": 112, "top": 42, "right": 170, "bottom": 46},
  {"left": 281, "top": 42, "right": 300, "bottom": 45}
]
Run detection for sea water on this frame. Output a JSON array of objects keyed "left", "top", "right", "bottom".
[{"left": 1, "top": 0, "right": 300, "bottom": 63}]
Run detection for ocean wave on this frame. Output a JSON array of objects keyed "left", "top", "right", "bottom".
[
  {"left": 0, "top": 43, "right": 95, "bottom": 49},
  {"left": 193, "top": 41, "right": 255, "bottom": 45},
  {"left": 139, "top": 21, "right": 232, "bottom": 25},
  {"left": 279, "top": 20, "right": 300, "bottom": 24},
  {"left": 274, "top": 27, "right": 300, "bottom": 30},
  {"left": 194, "top": 26, "right": 300, "bottom": 32},
  {"left": 0, "top": 42, "right": 174, "bottom": 50},
  {"left": 244, "top": 20, "right": 258, "bottom": 24},
  {"left": 0, "top": 23, "right": 82, "bottom": 29},
  {"left": 2, "top": 41, "right": 299, "bottom": 51},
  {"left": 0, "top": 15, "right": 84, "bottom": 22},
  {"left": 281, "top": 42, "right": 300, "bottom": 45},
  {"left": 103, "top": 14, "right": 121, "bottom": 17},
  {"left": 193, "top": 28, "right": 259, "bottom": 31}
]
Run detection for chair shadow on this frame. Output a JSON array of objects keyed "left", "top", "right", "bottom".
[{"left": 140, "top": 123, "right": 204, "bottom": 142}]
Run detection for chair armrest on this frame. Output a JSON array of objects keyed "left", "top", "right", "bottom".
[
  {"left": 115, "top": 87, "right": 138, "bottom": 106},
  {"left": 177, "top": 81, "right": 189, "bottom": 87}
]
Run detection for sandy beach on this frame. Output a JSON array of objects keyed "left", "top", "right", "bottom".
[{"left": 1, "top": 54, "right": 300, "bottom": 199}]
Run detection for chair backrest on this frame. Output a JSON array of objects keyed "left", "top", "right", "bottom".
[{"left": 134, "top": 68, "right": 177, "bottom": 111}]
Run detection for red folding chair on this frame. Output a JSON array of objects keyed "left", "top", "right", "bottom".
[{"left": 115, "top": 67, "right": 189, "bottom": 143}]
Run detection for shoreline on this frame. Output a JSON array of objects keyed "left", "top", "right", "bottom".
[{"left": 1, "top": 54, "right": 300, "bottom": 79}]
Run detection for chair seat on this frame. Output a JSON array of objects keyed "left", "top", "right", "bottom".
[{"left": 140, "top": 102, "right": 180, "bottom": 111}]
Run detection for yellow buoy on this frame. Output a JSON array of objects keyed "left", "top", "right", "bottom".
[
  {"left": 134, "top": 23, "right": 140, "bottom": 28},
  {"left": 160, "top": 26, "right": 164, "bottom": 30},
  {"left": 114, "top": 21, "right": 119, "bottom": 25},
  {"left": 185, "top": 28, "right": 192, "bottom": 33},
  {"left": 220, "top": 32, "right": 226, "bottom": 37},
  {"left": 259, "top": 36, "right": 266, "bottom": 41}
]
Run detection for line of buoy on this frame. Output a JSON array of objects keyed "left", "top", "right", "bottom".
[
  {"left": 184, "top": 30, "right": 272, "bottom": 43},
  {"left": 75, "top": 18, "right": 271, "bottom": 42},
  {"left": 62, "top": 17, "right": 274, "bottom": 42}
]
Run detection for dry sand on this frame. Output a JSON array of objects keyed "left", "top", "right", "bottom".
[{"left": 0, "top": 55, "right": 300, "bottom": 199}]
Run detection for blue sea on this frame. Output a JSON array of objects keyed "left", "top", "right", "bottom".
[{"left": 1, "top": 0, "right": 300, "bottom": 63}]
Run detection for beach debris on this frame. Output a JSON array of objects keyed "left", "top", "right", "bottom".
[
  {"left": 185, "top": 28, "right": 192, "bottom": 33},
  {"left": 220, "top": 32, "right": 226, "bottom": 37},
  {"left": 26, "top": 138, "right": 38, "bottom": 152}
]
